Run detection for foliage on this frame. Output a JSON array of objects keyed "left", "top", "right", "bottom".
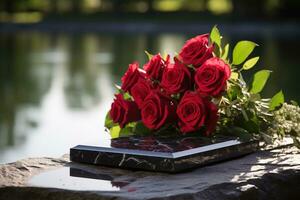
[
  {"left": 105, "top": 25, "right": 300, "bottom": 149},
  {"left": 250, "top": 70, "right": 271, "bottom": 94},
  {"left": 210, "top": 26, "right": 300, "bottom": 147},
  {"left": 105, "top": 112, "right": 151, "bottom": 139}
]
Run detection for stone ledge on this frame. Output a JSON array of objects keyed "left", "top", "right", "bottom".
[
  {"left": 0, "top": 156, "right": 69, "bottom": 187},
  {"left": 0, "top": 146, "right": 299, "bottom": 200}
]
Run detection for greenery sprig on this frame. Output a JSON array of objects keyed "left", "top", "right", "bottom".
[
  {"left": 210, "top": 25, "right": 300, "bottom": 147},
  {"left": 105, "top": 25, "right": 300, "bottom": 149}
]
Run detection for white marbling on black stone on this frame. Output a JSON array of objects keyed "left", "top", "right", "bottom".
[
  {"left": 1, "top": 146, "right": 300, "bottom": 200},
  {"left": 70, "top": 136, "right": 259, "bottom": 172}
]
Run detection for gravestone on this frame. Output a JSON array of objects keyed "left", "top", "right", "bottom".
[{"left": 0, "top": 145, "right": 299, "bottom": 200}]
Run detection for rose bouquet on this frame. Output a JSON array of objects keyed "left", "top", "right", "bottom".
[{"left": 105, "top": 26, "right": 300, "bottom": 148}]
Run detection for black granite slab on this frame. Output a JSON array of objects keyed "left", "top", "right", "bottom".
[{"left": 70, "top": 136, "right": 259, "bottom": 173}]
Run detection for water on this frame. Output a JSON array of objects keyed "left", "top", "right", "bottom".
[
  {"left": 0, "top": 31, "right": 300, "bottom": 164},
  {"left": 29, "top": 167, "right": 121, "bottom": 191}
]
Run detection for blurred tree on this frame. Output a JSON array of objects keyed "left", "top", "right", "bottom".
[
  {"left": 146, "top": 0, "right": 154, "bottom": 13},
  {"left": 2, "top": 0, "right": 16, "bottom": 13},
  {"left": 111, "top": 0, "right": 128, "bottom": 13},
  {"left": 49, "top": 0, "right": 59, "bottom": 14},
  {"left": 279, "top": 0, "right": 300, "bottom": 18},
  {"left": 183, "top": 0, "right": 208, "bottom": 12},
  {"left": 232, "top": 0, "right": 265, "bottom": 18},
  {"left": 71, "top": 0, "right": 84, "bottom": 13},
  {"left": 0, "top": 0, "right": 299, "bottom": 19}
]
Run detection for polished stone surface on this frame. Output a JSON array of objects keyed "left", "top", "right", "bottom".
[
  {"left": 0, "top": 146, "right": 300, "bottom": 200},
  {"left": 110, "top": 136, "right": 231, "bottom": 152},
  {"left": 70, "top": 136, "right": 259, "bottom": 172},
  {"left": 29, "top": 167, "right": 120, "bottom": 191}
]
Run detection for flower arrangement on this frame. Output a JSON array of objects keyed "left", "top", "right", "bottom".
[{"left": 105, "top": 26, "right": 300, "bottom": 148}]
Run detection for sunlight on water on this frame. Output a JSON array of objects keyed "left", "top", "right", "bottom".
[
  {"left": 0, "top": 33, "right": 184, "bottom": 164},
  {"left": 0, "top": 34, "right": 118, "bottom": 163}
]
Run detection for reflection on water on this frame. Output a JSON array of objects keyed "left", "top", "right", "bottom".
[
  {"left": 0, "top": 31, "right": 300, "bottom": 164},
  {"left": 29, "top": 167, "right": 121, "bottom": 191}
]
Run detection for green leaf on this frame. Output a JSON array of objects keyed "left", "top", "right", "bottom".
[
  {"left": 134, "top": 121, "right": 152, "bottom": 135},
  {"left": 109, "top": 125, "right": 121, "bottom": 139},
  {"left": 232, "top": 41, "right": 258, "bottom": 65},
  {"left": 105, "top": 111, "right": 116, "bottom": 129},
  {"left": 241, "top": 116, "right": 260, "bottom": 134},
  {"left": 213, "top": 44, "right": 221, "bottom": 57},
  {"left": 249, "top": 93, "right": 261, "bottom": 102},
  {"left": 110, "top": 122, "right": 138, "bottom": 139},
  {"left": 241, "top": 108, "right": 249, "bottom": 121},
  {"left": 105, "top": 111, "right": 135, "bottom": 138},
  {"left": 243, "top": 57, "right": 259, "bottom": 70},
  {"left": 210, "top": 25, "right": 221, "bottom": 47},
  {"left": 123, "top": 92, "right": 132, "bottom": 100},
  {"left": 250, "top": 70, "right": 271, "bottom": 94},
  {"left": 227, "top": 84, "right": 242, "bottom": 101},
  {"left": 171, "top": 93, "right": 181, "bottom": 100},
  {"left": 225, "top": 126, "right": 253, "bottom": 142},
  {"left": 269, "top": 90, "right": 284, "bottom": 111},
  {"left": 230, "top": 72, "right": 239, "bottom": 80},
  {"left": 145, "top": 50, "right": 153, "bottom": 60},
  {"left": 221, "top": 43, "right": 229, "bottom": 60},
  {"left": 119, "top": 126, "right": 134, "bottom": 137},
  {"left": 113, "top": 87, "right": 132, "bottom": 100}
]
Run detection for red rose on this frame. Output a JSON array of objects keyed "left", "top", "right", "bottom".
[
  {"left": 160, "top": 57, "right": 192, "bottom": 95},
  {"left": 143, "top": 54, "right": 169, "bottom": 80},
  {"left": 121, "top": 62, "right": 145, "bottom": 93},
  {"left": 176, "top": 91, "right": 218, "bottom": 135},
  {"left": 131, "top": 78, "right": 153, "bottom": 108},
  {"left": 179, "top": 34, "right": 214, "bottom": 68},
  {"left": 195, "top": 57, "right": 231, "bottom": 97},
  {"left": 110, "top": 94, "right": 141, "bottom": 128},
  {"left": 141, "top": 90, "right": 176, "bottom": 130}
]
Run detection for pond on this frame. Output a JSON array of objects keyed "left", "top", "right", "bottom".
[{"left": 0, "top": 30, "right": 300, "bottom": 164}]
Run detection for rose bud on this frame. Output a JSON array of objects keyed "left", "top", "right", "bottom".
[
  {"left": 161, "top": 57, "right": 192, "bottom": 95},
  {"left": 177, "top": 91, "right": 218, "bottom": 135},
  {"left": 121, "top": 62, "right": 146, "bottom": 93},
  {"left": 179, "top": 34, "right": 214, "bottom": 68},
  {"left": 109, "top": 94, "right": 141, "bottom": 128},
  {"left": 195, "top": 57, "right": 231, "bottom": 97},
  {"left": 143, "top": 53, "right": 169, "bottom": 81},
  {"left": 131, "top": 78, "right": 153, "bottom": 108},
  {"left": 141, "top": 90, "right": 177, "bottom": 130}
]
